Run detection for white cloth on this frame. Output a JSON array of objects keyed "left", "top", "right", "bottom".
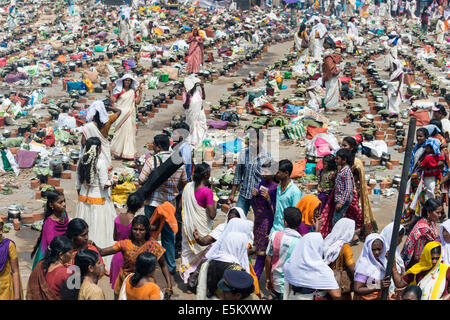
[
  {"left": 355, "top": 233, "right": 387, "bottom": 280},
  {"left": 324, "top": 76, "right": 340, "bottom": 109},
  {"left": 76, "top": 158, "right": 116, "bottom": 269},
  {"left": 86, "top": 100, "right": 109, "bottom": 124},
  {"left": 81, "top": 121, "right": 112, "bottom": 169},
  {"left": 184, "top": 75, "right": 201, "bottom": 92},
  {"left": 209, "top": 207, "right": 247, "bottom": 240},
  {"left": 180, "top": 182, "right": 214, "bottom": 282},
  {"left": 417, "top": 261, "right": 448, "bottom": 300},
  {"left": 440, "top": 220, "right": 450, "bottom": 265},
  {"left": 323, "top": 218, "right": 355, "bottom": 265},
  {"left": 436, "top": 20, "right": 446, "bottom": 44},
  {"left": 283, "top": 232, "right": 339, "bottom": 290},
  {"left": 381, "top": 222, "right": 406, "bottom": 295},
  {"left": 113, "top": 74, "right": 139, "bottom": 95},
  {"left": 205, "top": 218, "right": 253, "bottom": 273},
  {"left": 185, "top": 89, "right": 207, "bottom": 148}
]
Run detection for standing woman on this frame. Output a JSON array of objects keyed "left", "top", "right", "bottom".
[
  {"left": 26, "top": 236, "right": 74, "bottom": 300},
  {"left": 402, "top": 198, "right": 442, "bottom": 269},
  {"left": 76, "top": 137, "right": 116, "bottom": 268},
  {"left": 294, "top": 23, "right": 309, "bottom": 55},
  {"left": 110, "top": 74, "right": 143, "bottom": 160},
  {"left": 75, "top": 249, "right": 105, "bottom": 300},
  {"left": 31, "top": 190, "right": 69, "bottom": 270},
  {"left": 183, "top": 76, "right": 207, "bottom": 147},
  {"left": 353, "top": 233, "right": 391, "bottom": 300},
  {"left": 94, "top": 215, "right": 173, "bottom": 299},
  {"left": 180, "top": 163, "right": 216, "bottom": 286},
  {"left": 322, "top": 53, "right": 341, "bottom": 110},
  {"left": 323, "top": 218, "right": 356, "bottom": 300},
  {"left": 341, "top": 136, "right": 378, "bottom": 239},
  {"left": 0, "top": 221, "right": 22, "bottom": 300},
  {"left": 186, "top": 27, "right": 204, "bottom": 75},
  {"left": 387, "top": 59, "right": 404, "bottom": 115}
]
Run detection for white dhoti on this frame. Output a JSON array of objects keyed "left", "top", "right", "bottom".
[
  {"left": 324, "top": 76, "right": 340, "bottom": 109},
  {"left": 387, "top": 81, "right": 402, "bottom": 114}
]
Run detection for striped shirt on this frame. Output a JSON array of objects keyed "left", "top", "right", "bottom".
[
  {"left": 138, "top": 151, "right": 187, "bottom": 207},
  {"left": 334, "top": 165, "right": 354, "bottom": 205}
]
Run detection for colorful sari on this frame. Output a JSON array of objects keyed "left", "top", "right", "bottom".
[
  {"left": 111, "top": 89, "right": 137, "bottom": 160},
  {"left": 296, "top": 194, "right": 322, "bottom": 236},
  {"left": 112, "top": 239, "right": 165, "bottom": 297},
  {"left": 0, "top": 237, "right": 23, "bottom": 300},
  {"left": 320, "top": 189, "right": 363, "bottom": 238},
  {"left": 26, "top": 260, "right": 59, "bottom": 300},
  {"left": 404, "top": 241, "right": 450, "bottom": 300},
  {"left": 32, "top": 213, "right": 69, "bottom": 270},
  {"left": 186, "top": 36, "right": 204, "bottom": 74},
  {"left": 251, "top": 179, "right": 277, "bottom": 278},
  {"left": 402, "top": 218, "right": 439, "bottom": 269}
]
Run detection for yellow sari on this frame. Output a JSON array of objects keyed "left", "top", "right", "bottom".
[
  {"left": 405, "top": 241, "right": 449, "bottom": 300},
  {"left": 353, "top": 158, "right": 378, "bottom": 236}
]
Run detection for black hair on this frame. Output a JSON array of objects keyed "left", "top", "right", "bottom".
[
  {"left": 193, "top": 162, "right": 210, "bottom": 186},
  {"left": 172, "top": 121, "right": 190, "bottom": 132},
  {"left": 130, "top": 215, "right": 151, "bottom": 242},
  {"left": 78, "top": 136, "right": 101, "bottom": 186},
  {"left": 429, "top": 118, "right": 443, "bottom": 135},
  {"left": 31, "top": 190, "right": 64, "bottom": 258},
  {"left": 402, "top": 285, "right": 422, "bottom": 300},
  {"left": 435, "top": 104, "right": 448, "bottom": 117},
  {"left": 74, "top": 249, "right": 100, "bottom": 281},
  {"left": 416, "top": 127, "right": 430, "bottom": 139},
  {"left": 431, "top": 245, "right": 442, "bottom": 256},
  {"left": 66, "top": 218, "right": 89, "bottom": 241},
  {"left": 42, "top": 235, "right": 73, "bottom": 273},
  {"left": 336, "top": 148, "right": 355, "bottom": 167},
  {"left": 284, "top": 207, "right": 302, "bottom": 229},
  {"left": 343, "top": 136, "right": 358, "bottom": 154},
  {"left": 421, "top": 198, "right": 442, "bottom": 218},
  {"left": 323, "top": 154, "right": 337, "bottom": 171},
  {"left": 130, "top": 252, "right": 157, "bottom": 287},
  {"left": 278, "top": 159, "right": 293, "bottom": 175},
  {"left": 153, "top": 134, "right": 170, "bottom": 151},
  {"left": 93, "top": 111, "right": 105, "bottom": 130},
  {"left": 399, "top": 227, "right": 406, "bottom": 237},
  {"left": 228, "top": 208, "right": 241, "bottom": 219},
  {"left": 126, "top": 192, "right": 144, "bottom": 214}
]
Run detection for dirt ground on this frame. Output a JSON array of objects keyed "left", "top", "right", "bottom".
[{"left": 0, "top": 37, "right": 424, "bottom": 300}]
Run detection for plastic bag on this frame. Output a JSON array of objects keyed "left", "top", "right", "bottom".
[{"left": 148, "top": 76, "right": 159, "bottom": 89}]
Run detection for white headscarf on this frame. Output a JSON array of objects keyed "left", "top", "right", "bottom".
[
  {"left": 380, "top": 222, "right": 406, "bottom": 274},
  {"left": 205, "top": 218, "right": 253, "bottom": 272},
  {"left": 355, "top": 233, "right": 387, "bottom": 280},
  {"left": 86, "top": 100, "right": 109, "bottom": 124},
  {"left": 283, "top": 232, "right": 339, "bottom": 290},
  {"left": 205, "top": 231, "right": 250, "bottom": 272},
  {"left": 439, "top": 220, "right": 450, "bottom": 265},
  {"left": 323, "top": 218, "right": 355, "bottom": 265},
  {"left": 112, "top": 74, "right": 139, "bottom": 95},
  {"left": 184, "top": 75, "right": 201, "bottom": 92},
  {"left": 389, "top": 59, "right": 403, "bottom": 82}
]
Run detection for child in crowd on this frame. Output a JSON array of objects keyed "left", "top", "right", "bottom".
[
  {"left": 333, "top": 149, "right": 355, "bottom": 226},
  {"left": 270, "top": 160, "right": 303, "bottom": 234},
  {"left": 317, "top": 154, "right": 337, "bottom": 212},
  {"left": 420, "top": 139, "right": 444, "bottom": 200}
]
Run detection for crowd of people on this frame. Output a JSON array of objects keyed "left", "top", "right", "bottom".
[{"left": 1, "top": 0, "right": 450, "bottom": 302}]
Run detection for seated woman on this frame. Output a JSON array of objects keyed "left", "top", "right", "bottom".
[
  {"left": 26, "top": 236, "right": 74, "bottom": 300},
  {"left": 94, "top": 215, "right": 173, "bottom": 300},
  {"left": 392, "top": 241, "right": 450, "bottom": 300},
  {"left": 353, "top": 233, "right": 391, "bottom": 300},
  {"left": 75, "top": 249, "right": 106, "bottom": 300},
  {"left": 283, "top": 232, "right": 341, "bottom": 300},
  {"left": 119, "top": 252, "right": 163, "bottom": 300}
]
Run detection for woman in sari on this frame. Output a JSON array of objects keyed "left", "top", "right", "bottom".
[
  {"left": 296, "top": 194, "right": 322, "bottom": 236},
  {"left": 0, "top": 221, "right": 22, "bottom": 300},
  {"left": 323, "top": 218, "right": 356, "bottom": 300},
  {"left": 380, "top": 222, "right": 406, "bottom": 299},
  {"left": 322, "top": 53, "right": 341, "bottom": 110},
  {"left": 95, "top": 215, "right": 173, "bottom": 299},
  {"left": 183, "top": 76, "right": 207, "bottom": 147},
  {"left": 393, "top": 241, "right": 450, "bottom": 300},
  {"left": 341, "top": 136, "right": 377, "bottom": 239},
  {"left": 180, "top": 163, "right": 216, "bottom": 287},
  {"left": 283, "top": 232, "right": 341, "bottom": 300},
  {"left": 353, "top": 233, "right": 391, "bottom": 300},
  {"left": 402, "top": 198, "right": 442, "bottom": 269},
  {"left": 26, "top": 236, "right": 74, "bottom": 300},
  {"left": 387, "top": 59, "right": 403, "bottom": 115},
  {"left": 251, "top": 161, "right": 277, "bottom": 278},
  {"left": 186, "top": 28, "right": 204, "bottom": 74},
  {"left": 402, "top": 128, "right": 430, "bottom": 226},
  {"left": 110, "top": 74, "right": 143, "bottom": 160},
  {"left": 439, "top": 219, "right": 450, "bottom": 264},
  {"left": 294, "top": 23, "right": 309, "bottom": 55},
  {"left": 76, "top": 137, "right": 116, "bottom": 268},
  {"left": 31, "top": 190, "right": 69, "bottom": 270}
]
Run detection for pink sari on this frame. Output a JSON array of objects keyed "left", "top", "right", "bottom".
[{"left": 186, "top": 36, "right": 204, "bottom": 74}]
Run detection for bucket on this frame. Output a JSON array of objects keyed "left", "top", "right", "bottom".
[{"left": 160, "top": 73, "right": 169, "bottom": 82}]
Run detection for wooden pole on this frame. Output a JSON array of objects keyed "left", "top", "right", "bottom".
[{"left": 381, "top": 117, "right": 417, "bottom": 300}]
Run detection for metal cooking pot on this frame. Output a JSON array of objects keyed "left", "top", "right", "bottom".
[{"left": 7, "top": 205, "right": 21, "bottom": 222}]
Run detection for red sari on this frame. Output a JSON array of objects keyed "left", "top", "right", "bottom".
[{"left": 186, "top": 36, "right": 204, "bottom": 74}]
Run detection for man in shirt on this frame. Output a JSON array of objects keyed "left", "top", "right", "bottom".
[
  {"left": 334, "top": 149, "right": 355, "bottom": 226},
  {"left": 265, "top": 207, "right": 302, "bottom": 299},
  {"left": 270, "top": 160, "right": 303, "bottom": 234},
  {"left": 138, "top": 134, "right": 187, "bottom": 273},
  {"left": 227, "top": 128, "right": 273, "bottom": 216}
]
